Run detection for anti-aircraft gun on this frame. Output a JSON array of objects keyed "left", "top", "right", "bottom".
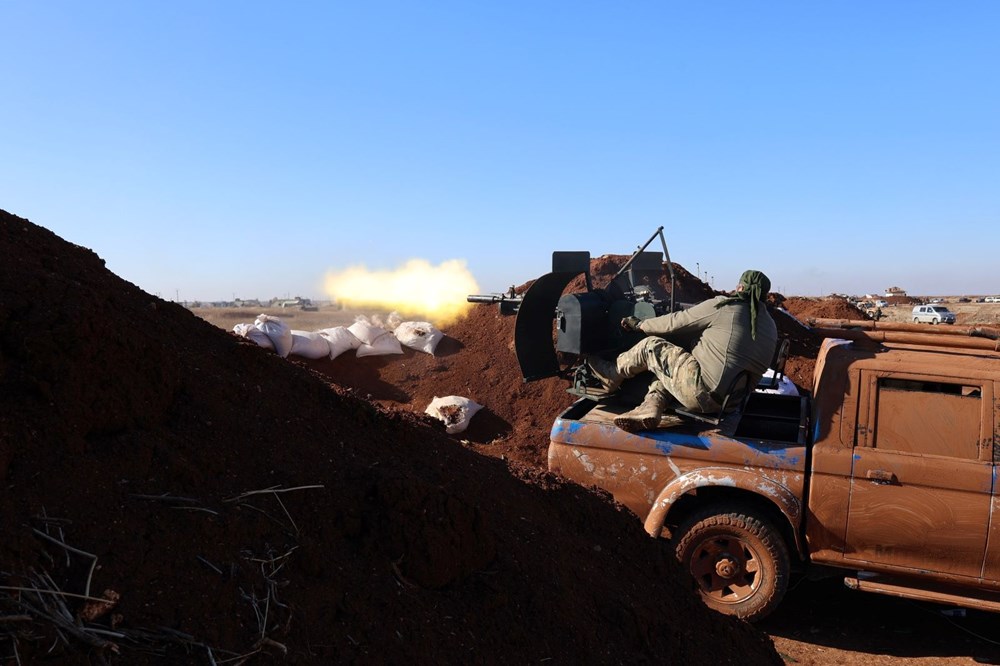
[{"left": 511, "top": 227, "right": 684, "bottom": 395}]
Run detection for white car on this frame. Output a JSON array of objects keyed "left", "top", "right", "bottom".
[{"left": 912, "top": 305, "right": 956, "bottom": 324}]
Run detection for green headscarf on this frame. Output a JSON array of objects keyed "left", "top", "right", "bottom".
[{"left": 715, "top": 269, "right": 771, "bottom": 339}]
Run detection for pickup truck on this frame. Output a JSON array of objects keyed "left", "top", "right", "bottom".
[{"left": 547, "top": 319, "right": 1000, "bottom": 620}]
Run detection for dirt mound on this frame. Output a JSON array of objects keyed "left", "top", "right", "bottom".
[
  {"left": 778, "top": 296, "right": 870, "bottom": 322},
  {"left": 301, "top": 307, "right": 570, "bottom": 471},
  {"left": 0, "top": 209, "right": 779, "bottom": 664},
  {"left": 771, "top": 296, "right": 872, "bottom": 390},
  {"left": 562, "top": 254, "right": 718, "bottom": 306}
]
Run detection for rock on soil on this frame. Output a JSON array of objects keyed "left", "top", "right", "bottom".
[{"left": 0, "top": 208, "right": 780, "bottom": 663}]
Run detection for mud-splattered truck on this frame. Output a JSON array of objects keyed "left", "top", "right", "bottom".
[
  {"left": 546, "top": 319, "right": 1000, "bottom": 620},
  {"left": 501, "top": 240, "right": 1000, "bottom": 620}
]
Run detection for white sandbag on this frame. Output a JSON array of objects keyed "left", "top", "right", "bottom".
[
  {"left": 254, "top": 314, "right": 292, "bottom": 358},
  {"left": 425, "top": 395, "right": 483, "bottom": 435},
  {"left": 289, "top": 330, "right": 333, "bottom": 359},
  {"left": 347, "top": 319, "right": 388, "bottom": 345},
  {"left": 349, "top": 319, "right": 404, "bottom": 357},
  {"left": 356, "top": 332, "right": 403, "bottom": 357},
  {"left": 318, "top": 326, "right": 362, "bottom": 360},
  {"left": 394, "top": 321, "right": 444, "bottom": 355},
  {"left": 233, "top": 322, "right": 274, "bottom": 350}
]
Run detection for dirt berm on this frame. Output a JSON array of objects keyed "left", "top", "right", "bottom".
[{"left": 0, "top": 209, "right": 780, "bottom": 663}]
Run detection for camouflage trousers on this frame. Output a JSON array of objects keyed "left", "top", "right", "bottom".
[{"left": 617, "top": 337, "right": 721, "bottom": 413}]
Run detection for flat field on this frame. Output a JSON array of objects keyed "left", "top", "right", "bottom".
[
  {"left": 190, "top": 304, "right": 403, "bottom": 332},
  {"left": 190, "top": 300, "right": 1000, "bottom": 333},
  {"left": 877, "top": 301, "right": 1000, "bottom": 326}
]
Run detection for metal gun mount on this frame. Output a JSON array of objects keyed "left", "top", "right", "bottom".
[
  {"left": 467, "top": 285, "right": 523, "bottom": 315},
  {"left": 513, "top": 226, "right": 680, "bottom": 382}
]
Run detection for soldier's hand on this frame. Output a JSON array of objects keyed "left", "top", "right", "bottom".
[{"left": 621, "top": 316, "right": 641, "bottom": 332}]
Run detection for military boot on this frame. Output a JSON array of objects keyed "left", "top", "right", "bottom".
[
  {"left": 584, "top": 355, "right": 624, "bottom": 394},
  {"left": 614, "top": 390, "right": 667, "bottom": 432}
]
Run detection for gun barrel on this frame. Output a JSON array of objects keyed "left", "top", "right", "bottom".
[
  {"left": 467, "top": 294, "right": 504, "bottom": 303},
  {"left": 467, "top": 292, "right": 523, "bottom": 314}
]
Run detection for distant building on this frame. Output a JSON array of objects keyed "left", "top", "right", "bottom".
[
  {"left": 234, "top": 298, "right": 262, "bottom": 308},
  {"left": 885, "top": 286, "right": 907, "bottom": 298}
]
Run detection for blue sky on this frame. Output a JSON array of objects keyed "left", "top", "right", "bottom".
[{"left": 2, "top": 1, "right": 997, "bottom": 301}]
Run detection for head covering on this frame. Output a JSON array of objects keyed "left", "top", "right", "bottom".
[{"left": 715, "top": 269, "right": 771, "bottom": 339}]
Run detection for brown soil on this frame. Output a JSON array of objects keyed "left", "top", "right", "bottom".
[{"left": 0, "top": 211, "right": 781, "bottom": 663}]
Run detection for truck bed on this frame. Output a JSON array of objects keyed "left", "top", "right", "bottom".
[{"left": 570, "top": 391, "right": 809, "bottom": 445}]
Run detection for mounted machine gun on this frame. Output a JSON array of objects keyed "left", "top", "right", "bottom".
[{"left": 510, "top": 227, "right": 683, "bottom": 394}]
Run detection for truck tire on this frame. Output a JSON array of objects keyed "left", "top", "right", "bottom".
[
  {"left": 913, "top": 317, "right": 919, "bottom": 323},
  {"left": 672, "top": 504, "right": 789, "bottom": 621}
]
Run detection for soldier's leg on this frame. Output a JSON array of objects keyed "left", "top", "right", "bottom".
[
  {"left": 586, "top": 336, "right": 664, "bottom": 393},
  {"left": 661, "top": 351, "right": 720, "bottom": 413}
]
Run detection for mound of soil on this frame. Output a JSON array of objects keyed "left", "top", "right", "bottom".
[
  {"left": 0, "top": 209, "right": 779, "bottom": 663},
  {"left": 770, "top": 296, "right": 873, "bottom": 391},
  {"left": 778, "top": 296, "right": 869, "bottom": 322}
]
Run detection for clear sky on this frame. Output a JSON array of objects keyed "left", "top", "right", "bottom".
[{"left": 2, "top": 1, "right": 998, "bottom": 302}]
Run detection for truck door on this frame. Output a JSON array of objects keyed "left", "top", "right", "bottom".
[{"left": 844, "top": 371, "right": 993, "bottom": 578}]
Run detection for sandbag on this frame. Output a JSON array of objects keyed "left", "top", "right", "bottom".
[
  {"left": 349, "top": 319, "right": 403, "bottom": 358},
  {"left": 318, "top": 326, "right": 362, "bottom": 360},
  {"left": 356, "top": 333, "right": 403, "bottom": 358},
  {"left": 289, "top": 330, "right": 333, "bottom": 360},
  {"left": 425, "top": 395, "right": 483, "bottom": 435},
  {"left": 254, "top": 314, "right": 293, "bottom": 358},
  {"left": 347, "top": 319, "right": 388, "bottom": 345},
  {"left": 233, "top": 322, "right": 274, "bottom": 350},
  {"left": 394, "top": 321, "right": 444, "bottom": 355}
]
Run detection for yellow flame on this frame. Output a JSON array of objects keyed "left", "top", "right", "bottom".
[{"left": 324, "top": 259, "right": 480, "bottom": 327}]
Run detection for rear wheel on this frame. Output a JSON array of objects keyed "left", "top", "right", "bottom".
[
  {"left": 913, "top": 317, "right": 919, "bottom": 323},
  {"left": 672, "top": 504, "right": 789, "bottom": 621},
  {"left": 932, "top": 318, "right": 939, "bottom": 324}
]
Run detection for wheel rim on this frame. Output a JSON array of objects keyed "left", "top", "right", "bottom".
[{"left": 688, "top": 534, "right": 762, "bottom": 605}]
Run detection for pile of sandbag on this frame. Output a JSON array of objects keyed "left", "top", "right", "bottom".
[
  {"left": 233, "top": 313, "right": 479, "bottom": 433},
  {"left": 232, "top": 313, "right": 446, "bottom": 360},
  {"left": 233, "top": 313, "right": 481, "bottom": 434}
]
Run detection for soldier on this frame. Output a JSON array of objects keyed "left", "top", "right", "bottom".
[{"left": 586, "top": 269, "right": 778, "bottom": 432}]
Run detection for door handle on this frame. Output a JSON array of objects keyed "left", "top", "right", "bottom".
[{"left": 866, "top": 469, "right": 898, "bottom": 485}]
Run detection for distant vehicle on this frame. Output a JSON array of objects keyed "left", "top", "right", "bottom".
[
  {"left": 874, "top": 299, "right": 888, "bottom": 308},
  {"left": 912, "top": 305, "right": 956, "bottom": 324},
  {"left": 929, "top": 298, "right": 943, "bottom": 304},
  {"left": 986, "top": 297, "right": 1000, "bottom": 304},
  {"left": 958, "top": 297, "right": 971, "bottom": 303}
]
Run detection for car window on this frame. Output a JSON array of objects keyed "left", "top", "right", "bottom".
[{"left": 873, "top": 378, "right": 981, "bottom": 459}]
